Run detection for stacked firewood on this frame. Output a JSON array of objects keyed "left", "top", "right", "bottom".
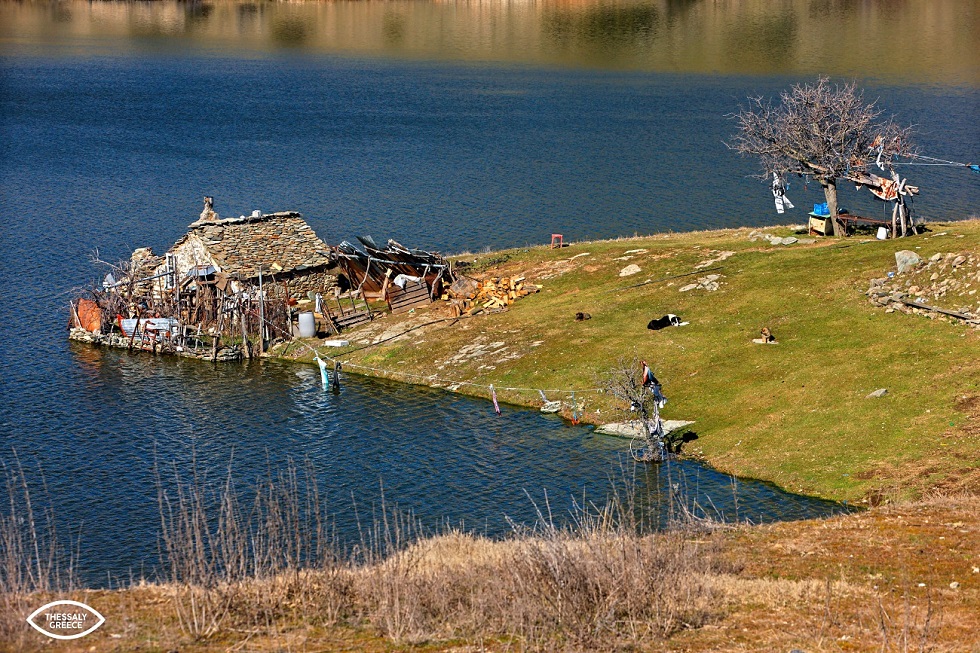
[{"left": 444, "top": 275, "right": 540, "bottom": 316}]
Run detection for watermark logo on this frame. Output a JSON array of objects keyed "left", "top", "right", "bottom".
[{"left": 26, "top": 600, "right": 105, "bottom": 640}]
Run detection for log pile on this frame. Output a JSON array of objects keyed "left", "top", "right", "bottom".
[{"left": 444, "top": 275, "right": 540, "bottom": 316}]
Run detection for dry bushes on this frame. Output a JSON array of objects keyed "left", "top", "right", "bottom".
[
  {"left": 357, "top": 528, "right": 720, "bottom": 648},
  {"left": 2, "top": 458, "right": 724, "bottom": 651},
  {"left": 151, "top": 459, "right": 724, "bottom": 650},
  {"left": 342, "top": 493, "right": 723, "bottom": 649}
]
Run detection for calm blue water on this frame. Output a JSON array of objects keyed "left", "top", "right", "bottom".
[{"left": 2, "top": 40, "right": 975, "bottom": 587}]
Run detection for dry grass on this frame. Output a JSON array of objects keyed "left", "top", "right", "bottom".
[
  {"left": 4, "top": 494, "right": 978, "bottom": 652},
  {"left": 0, "top": 457, "right": 77, "bottom": 651},
  {"left": 2, "top": 461, "right": 725, "bottom": 652}
]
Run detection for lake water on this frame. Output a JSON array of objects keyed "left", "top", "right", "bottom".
[{"left": 1, "top": 0, "right": 975, "bottom": 587}]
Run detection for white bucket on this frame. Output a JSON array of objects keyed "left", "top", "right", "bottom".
[
  {"left": 876, "top": 226, "right": 888, "bottom": 240},
  {"left": 298, "top": 312, "right": 316, "bottom": 338}
]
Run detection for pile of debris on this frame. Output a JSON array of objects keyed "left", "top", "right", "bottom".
[
  {"left": 867, "top": 250, "right": 980, "bottom": 328},
  {"left": 445, "top": 275, "right": 540, "bottom": 316}
]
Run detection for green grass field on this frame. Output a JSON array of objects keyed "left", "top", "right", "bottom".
[{"left": 277, "top": 220, "right": 980, "bottom": 502}]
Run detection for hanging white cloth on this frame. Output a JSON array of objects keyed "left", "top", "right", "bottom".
[
  {"left": 392, "top": 274, "right": 423, "bottom": 289},
  {"left": 771, "top": 172, "right": 795, "bottom": 214},
  {"left": 314, "top": 354, "right": 330, "bottom": 388}
]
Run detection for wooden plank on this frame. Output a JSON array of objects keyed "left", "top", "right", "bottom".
[
  {"left": 387, "top": 281, "right": 432, "bottom": 314},
  {"left": 898, "top": 298, "right": 973, "bottom": 320},
  {"left": 334, "top": 312, "right": 372, "bottom": 329},
  {"left": 390, "top": 288, "right": 429, "bottom": 305}
]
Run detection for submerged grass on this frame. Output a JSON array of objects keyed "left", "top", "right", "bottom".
[{"left": 276, "top": 220, "right": 980, "bottom": 503}]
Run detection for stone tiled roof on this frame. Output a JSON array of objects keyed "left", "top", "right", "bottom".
[{"left": 180, "top": 212, "right": 331, "bottom": 279}]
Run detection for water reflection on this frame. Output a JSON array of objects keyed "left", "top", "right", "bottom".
[{"left": 1, "top": 1, "right": 975, "bottom": 84}]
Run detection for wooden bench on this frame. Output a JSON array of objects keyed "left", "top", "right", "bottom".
[
  {"left": 837, "top": 213, "right": 890, "bottom": 232},
  {"left": 809, "top": 212, "right": 891, "bottom": 236}
]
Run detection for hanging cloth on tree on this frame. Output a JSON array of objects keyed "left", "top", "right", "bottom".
[
  {"left": 771, "top": 172, "right": 795, "bottom": 214},
  {"left": 641, "top": 360, "right": 658, "bottom": 388},
  {"left": 490, "top": 384, "right": 501, "bottom": 415}
]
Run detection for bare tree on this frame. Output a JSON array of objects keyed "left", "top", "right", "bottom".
[
  {"left": 601, "top": 358, "right": 668, "bottom": 462},
  {"left": 729, "top": 77, "right": 915, "bottom": 237}
]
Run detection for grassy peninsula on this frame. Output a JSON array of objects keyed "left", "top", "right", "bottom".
[
  {"left": 279, "top": 220, "right": 980, "bottom": 504},
  {"left": 8, "top": 221, "right": 979, "bottom": 653}
]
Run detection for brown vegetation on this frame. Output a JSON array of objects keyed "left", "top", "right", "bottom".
[{"left": 3, "top": 467, "right": 978, "bottom": 652}]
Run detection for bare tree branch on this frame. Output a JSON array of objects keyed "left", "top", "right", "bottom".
[{"left": 727, "top": 77, "right": 916, "bottom": 236}]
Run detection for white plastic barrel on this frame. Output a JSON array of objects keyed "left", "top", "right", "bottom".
[
  {"left": 876, "top": 226, "right": 888, "bottom": 240},
  {"left": 298, "top": 312, "right": 316, "bottom": 338}
]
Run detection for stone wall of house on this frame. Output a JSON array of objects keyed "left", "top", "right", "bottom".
[{"left": 283, "top": 268, "right": 338, "bottom": 299}]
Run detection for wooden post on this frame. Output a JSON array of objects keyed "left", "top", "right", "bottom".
[
  {"left": 69, "top": 301, "right": 81, "bottom": 329},
  {"left": 239, "top": 297, "right": 252, "bottom": 360},
  {"left": 211, "top": 300, "right": 224, "bottom": 361},
  {"left": 128, "top": 311, "right": 141, "bottom": 351},
  {"left": 380, "top": 268, "right": 392, "bottom": 303},
  {"left": 258, "top": 266, "right": 266, "bottom": 353},
  {"left": 429, "top": 266, "right": 445, "bottom": 301}
]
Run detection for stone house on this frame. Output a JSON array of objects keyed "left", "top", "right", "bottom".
[{"left": 148, "top": 207, "right": 337, "bottom": 300}]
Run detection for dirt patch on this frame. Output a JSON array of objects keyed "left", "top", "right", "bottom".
[{"left": 954, "top": 394, "right": 980, "bottom": 412}]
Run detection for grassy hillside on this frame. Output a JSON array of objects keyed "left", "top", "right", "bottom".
[{"left": 276, "top": 220, "right": 980, "bottom": 502}]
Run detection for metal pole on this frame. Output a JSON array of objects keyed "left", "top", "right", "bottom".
[{"left": 258, "top": 266, "right": 265, "bottom": 353}]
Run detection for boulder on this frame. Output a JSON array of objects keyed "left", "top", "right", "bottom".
[
  {"left": 895, "top": 250, "right": 922, "bottom": 274},
  {"left": 595, "top": 420, "right": 695, "bottom": 438}
]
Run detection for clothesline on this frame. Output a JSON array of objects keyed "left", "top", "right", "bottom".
[{"left": 893, "top": 153, "right": 978, "bottom": 171}]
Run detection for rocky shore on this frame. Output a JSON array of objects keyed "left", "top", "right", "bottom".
[{"left": 68, "top": 327, "right": 244, "bottom": 361}]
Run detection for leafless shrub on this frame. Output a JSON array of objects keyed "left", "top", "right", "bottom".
[
  {"left": 155, "top": 456, "right": 350, "bottom": 639},
  {"left": 598, "top": 357, "right": 671, "bottom": 461}
]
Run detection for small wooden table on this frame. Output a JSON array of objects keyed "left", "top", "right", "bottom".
[{"left": 836, "top": 213, "right": 891, "bottom": 236}]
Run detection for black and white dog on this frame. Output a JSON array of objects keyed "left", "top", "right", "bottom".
[{"left": 647, "top": 314, "right": 688, "bottom": 330}]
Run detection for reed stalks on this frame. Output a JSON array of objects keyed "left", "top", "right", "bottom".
[
  {"left": 151, "top": 458, "right": 722, "bottom": 649},
  {"left": 0, "top": 453, "right": 76, "bottom": 646}
]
